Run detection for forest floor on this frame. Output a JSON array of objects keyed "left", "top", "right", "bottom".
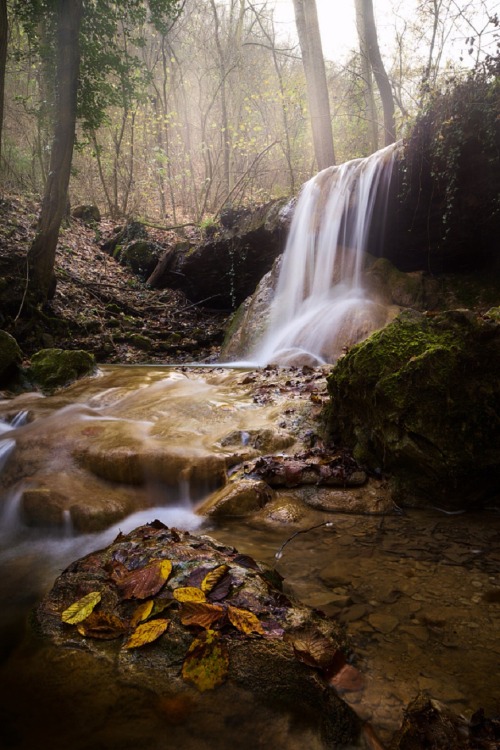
[{"left": 0, "top": 193, "right": 231, "bottom": 366}]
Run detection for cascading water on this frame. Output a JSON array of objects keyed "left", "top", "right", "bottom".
[{"left": 251, "top": 143, "right": 398, "bottom": 366}]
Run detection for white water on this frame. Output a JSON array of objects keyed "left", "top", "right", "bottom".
[{"left": 252, "top": 143, "right": 398, "bottom": 365}]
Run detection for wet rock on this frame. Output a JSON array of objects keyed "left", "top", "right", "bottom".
[
  {"left": 28, "top": 522, "right": 360, "bottom": 750},
  {"left": 19, "top": 474, "right": 142, "bottom": 532},
  {"left": 0, "top": 330, "right": 22, "bottom": 386},
  {"left": 390, "top": 694, "right": 500, "bottom": 749},
  {"left": 28, "top": 348, "right": 96, "bottom": 391},
  {"left": 365, "top": 257, "right": 441, "bottom": 310},
  {"left": 197, "top": 478, "right": 274, "bottom": 518},
  {"left": 326, "top": 309, "right": 500, "bottom": 509},
  {"left": 244, "top": 451, "right": 367, "bottom": 489},
  {"left": 147, "top": 200, "right": 289, "bottom": 309},
  {"left": 299, "top": 483, "right": 393, "bottom": 514}
]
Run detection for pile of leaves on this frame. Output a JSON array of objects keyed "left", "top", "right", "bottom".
[
  {"left": 0, "top": 193, "right": 229, "bottom": 365},
  {"left": 242, "top": 447, "right": 366, "bottom": 488},
  {"left": 43, "top": 521, "right": 361, "bottom": 694}
]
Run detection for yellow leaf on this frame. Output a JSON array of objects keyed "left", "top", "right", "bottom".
[
  {"left": 130, "top": 600, "right": 154, "bottom": 628},
  {"left": 173, "top": 587, "right": 206, "bottom": 603},
  {"left": 61, "top": 591, "right": 101, "bottom": 625},
  {"left": 123, "top": 618, "right": 170, "bottom": 649},
  {"left": 227, "top": 606, "right": 264, "bottom": 635},
  {"left": 182, "top": 630, "right": 229, "bottom": 691},
  {"left": 157, "top": 559, "right": 173, "bottom": 580},
  {"left": 201, "top": 564, "right": 229, "bottom": 594}
]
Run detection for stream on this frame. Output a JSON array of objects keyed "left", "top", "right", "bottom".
[{"left": 0, "top": 365, "right": 499, "bottom": 748}]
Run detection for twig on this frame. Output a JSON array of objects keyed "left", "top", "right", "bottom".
[{"left": 138, "top": 220, "right": 198, "bottom": 231}]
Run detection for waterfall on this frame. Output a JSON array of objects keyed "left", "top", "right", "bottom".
[{"left": 251, "top": 143, "right": 398, "bottom": 366}]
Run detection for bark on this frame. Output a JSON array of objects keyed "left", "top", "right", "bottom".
[
  {"left": 356, "top": 0, "right": 395, "bottom": 146},
  {"left": 28, "top": 0, "right": 83, "bottom": 300},
  {"left": 292, "top": 0, "right": 335, "bottom": 170},
  {"left": 0, "top": 0, "right": 7, "bottom": 164}
]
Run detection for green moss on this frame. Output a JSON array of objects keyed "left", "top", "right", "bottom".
[
  {"left": 28, "top": 349, "right": 96, "bottom": 392},
  {"left": 326, "top": 310, "right": 500, "bottom": 508},
  {"left": 129, "top": 334, "right": 153, "bottom": 351},
  {"left": 0, "top": 330, "right": 22, "bottom": 383}
]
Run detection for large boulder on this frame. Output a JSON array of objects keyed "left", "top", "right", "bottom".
[
  {"left": 325, "top": 309, "right": 500, "bottom": 509},
  {"left": 147, "top": 200, "right": 289, "bottom": 309},
  {"left": 18, "top": 522, "right": 360, "bottom": 750},
  {"left": 28, "top": 348, "right": 96, "bottom": 391}
]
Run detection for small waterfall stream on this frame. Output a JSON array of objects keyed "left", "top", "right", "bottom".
[{"left": 252, "top": 144, "right": 397, "bottom": 365}]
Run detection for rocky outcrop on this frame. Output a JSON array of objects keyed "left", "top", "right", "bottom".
[
  {"left": 24, "top": 522, "right": 360, "bottom": 750},
  {"left": 147, "top": 200, "right": 289, "bottom": 309},
  {"left": 326, "top": 309, "right": 500, "bottom": 509},
  {"left": 71, "top": 204, "right": 101, "bottom": 224}
]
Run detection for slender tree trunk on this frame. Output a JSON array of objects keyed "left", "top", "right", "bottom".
[
  {"left": 0, "top": 0, "right": 7, "bottom": 166},
  {"left": 356, "top": 0, "right": 395, "bottom": 145},
  {"left": 354, "top": 0, "right": 378, "bottom": 152},
  {"left": 28, "top": 0, "right": 83, "bottom": 300},
  {"left": 292, "top": 0, "right": 335, "bottom": 170}
]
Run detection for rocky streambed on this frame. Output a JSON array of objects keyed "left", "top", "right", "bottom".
[{"left": 0, "top": 364, "right": 499, "bottom": 749}]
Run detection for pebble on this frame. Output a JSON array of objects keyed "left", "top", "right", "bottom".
[{"left": 368, "top": 614, "right": 399, "bottom": 634}]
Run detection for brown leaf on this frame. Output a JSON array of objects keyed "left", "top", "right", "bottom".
[
  {"left": 291, "top": 629, "right": 345, "bottom": 674},
  {"left": 180, "top": 601, "right": 226, "bottom": 629},
  {"left": 123, "top": 618, "right": 170, "bottom": 649},
  {"left": 227, "top": 606, "right": 264, "bottom": 635},
  {"left": 118, "top": 559, "right": 172, "bottom": 600},
  {"left": 206, "top": 573, "right": 232, "bottom": 602},
  {"left": 77, "top": 612, "right": 127, "bottom": 640},
  {"left": 201, "top": 564, "right": 230, "bottom": 594},
  {"left": 181, "top": 630, "right": 229, "bottom": 691}
]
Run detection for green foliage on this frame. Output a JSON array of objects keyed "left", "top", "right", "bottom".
[{"left": 12, "top": 0, "right": 182, "bottom": 133}]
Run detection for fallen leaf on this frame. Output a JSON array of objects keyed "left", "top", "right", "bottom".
[
  {"left": 291, "top": 629, "right": 345, "bottom": 674},
  {"left": 118, "top": 559, "right": 172, "bottom": 600},
  {"left": 61, "top": 591, "right": 102, "bottom": 625},
  {"left": 173, "top": 587, "right": 206, "bottom": 603},
  {"left": 201, "top": 564, "right": 230, "bottom": 594},
  {"left": 124, "top": 618, "right": 170, "bottom": 649},
  {"left": 182, "top": 630, "right": 229, "bottom": 691},
  {"left": 228, "top": 606, "right": 264, "bottom": 635},
  {"left": 77, "top": 612, "right": 127, "bottom": 639},
  {"left": 206, "top": 573, "right": 232, "bottom": 602},
  {"left": 180, "top": 601, "right": 226, "bottom": 629},
  {"left": 130, "top": 600, "right": 155, "bottom": 627}
]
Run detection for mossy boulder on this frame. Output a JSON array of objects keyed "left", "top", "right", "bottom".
[
  {"left": 71, "top": 204, "right": 101, "bottom": 224},
  {"left": 0, "top": 330, "right": 22, "bottom": 386},
  {"left": 119, "top": 240, "right": 162, "bottom": 280},
  {"left": 28, "top": 348, "right": 96, "bottom": 391},
  {"left": 326, "top": 309, "right": 500, "bottom": 509}
]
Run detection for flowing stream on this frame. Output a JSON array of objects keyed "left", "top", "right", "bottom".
[
  {"left": 251, "top": 144, "right": 397, "bottom": 366},
  {"left": 0, "top": 367, "right": 499, "bottom": 749}
]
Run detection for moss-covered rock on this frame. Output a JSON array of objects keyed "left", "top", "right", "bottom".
[
  {"left": 28, "top": 348, "right": 96, "bottom": 391},
  {"left": 119, "top": 240, "right": 162, "bottom": 280},
  {"left": 0, "top": 330, "right": 22, "bottom": 385},
  {"left": 326, "top": 309, "right": 500, "bottom": 509}
]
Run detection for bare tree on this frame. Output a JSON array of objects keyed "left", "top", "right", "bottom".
[
  {"left": 292, "top": 0, "right": 335, "bottom": 169},
  {"left": 354, "top": 0, "right": 395, "bottom": 145},
  {"left": 0, "top": 0, "right": 7, "bottom": 165},
  {"left": 354, "top": 0, "right": 378, "bottom": 151}
]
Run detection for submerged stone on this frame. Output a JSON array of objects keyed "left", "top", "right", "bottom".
[
  {"left": 25, "top": 522, "right": 360, "bottom": 750},
  {"left": 326, "top": 309, "right": 500, "bottom": 509}
]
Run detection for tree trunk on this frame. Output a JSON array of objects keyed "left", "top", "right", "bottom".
[
  {"left": 354, "top": 0, "right": 378, "bottom": 152},
  {"left": 0, "top": 0, "right": 7, "bottom": 165},
  {"left": 292, "top": 0, "right": 335, "bottom": 170},
  {"left": 28, "top": 0, "right": 83, "bottom": 301},
  {"left": 356, "top": 0, "right": 395, "bottom": 146}
]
